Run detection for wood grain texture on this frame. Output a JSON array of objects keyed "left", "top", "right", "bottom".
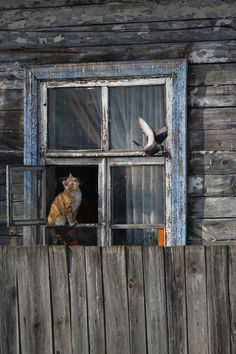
[
  {"left": 126, "top": 247, "right": 147, "bottom": 354},
  {"left": 189, "top": 129, "right": 236, "bottom": 152},
  {"left": 0, "top": 89, "right": 23, "bottom": 110},
  {"left": 185, "top": 247, "right": 208, "bottom": 354},
  {"left": 102, "top": 247, "right": 130, "bottom": 354},
  {"left": 85, "top": 247, "right": 106, "bottom": 354},
  {"left": 188, "top": 175, "right": 236, "bottom": 196},
  {"left": 1, "top": 3, "right": 236, "bottom": 29},
  {"left": 189, "top": 151, "right": 236, "bottom": 175},
  {"left": 188, "top": 218, "right": 236, "bottom": 243},
  {"left": 0, "top": 40, "right": 236, "bottom": 65},
  {"left": 49, "top": 246, "right": 72, "bottom": 354},
  {"left": 165, "top": 247, "right": 188, "bottom": 354},
  {"left": 228, "top": 246, "right": 236, "bottom": 353},
  {"left": 0, "top": 246, "right": 19, "bottom": 354},
  {"left": 206, "top": 246, "right": 231, "bottom": 354},
  {"left": 189, "top": 84, "right": 236, "bottom": 108},
  {"left": 69, "top": 246, "right": 89, "bottom": 354},
  {"left": 17, "top": 246, "right": 53, "bottom": 354},
  {"left": 1, "top": 19, "right": 236, "bottom": 50},
  {"left": 188, "top": 107, "right": 236, "bottom": 130},
  {"left": 189, "top": 63, "right": 236, "bottom": 86},
  {"left": 189, "top": 196, "right": 236, "bottom": 218},
  {"left": 142, "top": 246, "right": 168, "bottom": 354}
]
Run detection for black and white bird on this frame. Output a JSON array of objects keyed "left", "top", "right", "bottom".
[{"left": 133, "top": 117, "right": 168, "bottom": 156}]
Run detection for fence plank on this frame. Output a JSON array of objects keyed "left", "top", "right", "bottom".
[
  {"left": 165, "top": 247, "right": 188, "bottom": 354},
  {"left": 102, "top": 246, "right": 130, "bottom": 354},
  {"left": 142, "top": 246, "right": 168, "bottom": 354},
  {"left": 85, "top": 247, "right": 106, "bottom": 354},
  {"left": 17, "top": 246, "right": 53, "bottom": 354},
  {"left": 70, "top": 246, "right": 89, "bottom": 354},
  {"left": 126, "top": 247, "right": 147, "bottom": 354},
  {"left": 228, "top": 246, "right": 236, "bottom": 354},
  {"left": 185, "top": 246, "right": 209, "bottom": 354},
  {"left": 0, "top": 247, "right": 19, "bottom": 354},
  {"left": 49, "top": 246, "right": 72, "bottom": 354},
  {"left": 206, "top": 246, "right": 231, "bottom": 354}
]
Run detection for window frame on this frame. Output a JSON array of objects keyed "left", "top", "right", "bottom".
[{"left": 23, "top": 60, "right": 187, "bottom": 246}]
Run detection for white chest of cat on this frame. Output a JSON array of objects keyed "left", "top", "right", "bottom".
[{"left": 47, "top": 174, "right": 82, "bottom": 227}]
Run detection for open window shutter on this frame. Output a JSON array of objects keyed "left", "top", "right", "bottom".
[{"left": 6, "top": 166, "right": 46, "bottom": 226}]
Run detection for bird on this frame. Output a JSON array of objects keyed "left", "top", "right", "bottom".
[{"left": 133, "top": 117, "right": 168, "bottom": 156}]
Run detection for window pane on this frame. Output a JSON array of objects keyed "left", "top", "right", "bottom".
[
  {"left": 46, "top": 227, "right": 97, "bottom": 246},
  {"left": 9, "top": 169, "right": 45, "bottom": 223},
  {"left": 112, "top": 165, "right": 165, "bottom": 224},
  {"left": 109, "top": 85, "right": 166, "bottom": 150},
  {"left": 113, "top": 228, "right": 159, "bottom": 246},
  {"left": 48, "top": 88, "right": 102, "bottom": 150},
  {"left": 47, "top": 165, "right": 98, "bottom": 225}
]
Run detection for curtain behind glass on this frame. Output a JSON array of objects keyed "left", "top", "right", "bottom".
[
  {"left": 48, "top": 87, "right": 101, "bottom": 150},
  {"left": 109, "top": 85, "right": 166, "bottom": 150},
  {"left": 110, "top": 85, "right": 166, "bottom": 244}
]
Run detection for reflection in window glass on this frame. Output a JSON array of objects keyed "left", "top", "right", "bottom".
[
  {"left": 10, "top": 169, "right": 44, "bottom": 222},
  {"left": 113, "top": 229, "right": 159, "bottom": 246},
  {"left": 48, "top": 88, "right": 102, "bottom": 150},
  {"left": 112, "top": 165, "right": 165, "bottom": 225},
  {"left": 109, "top": 85, "right": 166, "bottom": 150}
]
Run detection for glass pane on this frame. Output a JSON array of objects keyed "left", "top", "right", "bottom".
[
  {"left": 113, "top": 228, "right": 159, "bottom": 246},
  {"left": 9, "top": 168, "right": 45, "bottom": 223},
  {"left": 48, "top": 87, "right": 102, "bottom": 150},
  {"left": 112, "top": 165, "right": 165, "bottom": 224},
  {"left": 109, "top": 85, "right": 166, "bottom": 150},
  {"left": 46, "top": 227, "right": 97, "bottom": 246}
]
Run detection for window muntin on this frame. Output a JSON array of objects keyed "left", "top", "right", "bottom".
[{"left": 43, "top": 78, "right": 167, "bottom": 156}]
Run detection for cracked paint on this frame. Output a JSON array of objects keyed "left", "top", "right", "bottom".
[
  {"left": 188, "top": 176, "right": 203, "bottom": 193},
  {"left": 53, "top": 33, "right": 64, "bottom": 43}
]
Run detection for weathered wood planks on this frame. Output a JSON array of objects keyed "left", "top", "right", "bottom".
[
  {"left": 70, "top": 246, "right": 89, "bottom": 354},
  {"left": 1, "top": 1, "right": 236, "bottom": 245},
  {"left": 206, "top": 246, "right": 231, "bottom": 354},
  {"left": 1, "top": 245, "right": 236, "bottom": 352},
  {"left": 1, "top": 2, "right": 236, "bottom": 29},
  {"left": 165, "top": 247, "right": 188, "bottom": 354},
  {"left": 17, "top": 246, "right": 53, "bottom": 354},
  {"left": 0, "top": 247, "right": 19, "bottom": 354},
  {"left": 185, "top": 247, "right": 208, "bottom": 354}
]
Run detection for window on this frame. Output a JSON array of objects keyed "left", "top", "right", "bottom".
[{"left": 7, "top": 60, "right": 187, "bottom": 246}]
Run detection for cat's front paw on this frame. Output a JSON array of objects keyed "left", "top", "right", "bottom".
[{"left": 69, "top": 221, "right": 78, "bottom": 227}]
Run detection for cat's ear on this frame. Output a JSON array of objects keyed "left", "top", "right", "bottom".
[
  {"left": 63, "top": 180, "right": 68, "bottom": 188},
  {"left": 69, "top": 173, "right": 73, "bottom": 177}
]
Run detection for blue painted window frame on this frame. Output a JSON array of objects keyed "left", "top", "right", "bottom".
[{"left": 23, "top": 60, "right": 187, "bottom": 246}]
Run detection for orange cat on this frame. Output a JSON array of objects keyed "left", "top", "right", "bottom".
[{"left": 48, "top": 173, "right": 82, "bottom": 226}]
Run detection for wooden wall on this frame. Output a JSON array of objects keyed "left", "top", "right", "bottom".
[
  {"left": 0, "top": 0, "right": 236, "bottom": 244},
  {"left": 1, "top": 245, "right": 236, "bottom": 354}
]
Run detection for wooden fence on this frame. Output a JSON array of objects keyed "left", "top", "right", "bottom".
[{"left": 0, "top": 245, "right": 235, "bottom": 354}]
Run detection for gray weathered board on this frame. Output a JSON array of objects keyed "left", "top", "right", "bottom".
[
  {"left": 0, "top": 0, "right": 236, "bottom": 244},
  {"left": 1, "top": 245, "right": 236, "bottom": 354}
]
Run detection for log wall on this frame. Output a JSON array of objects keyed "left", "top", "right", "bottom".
[{"left": 0, "top": 0, "right": 236, "bottom": 244}]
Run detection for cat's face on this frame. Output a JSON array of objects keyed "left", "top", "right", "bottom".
[{"left": 63, "top": 173, "right": 80, "bottom": 191}]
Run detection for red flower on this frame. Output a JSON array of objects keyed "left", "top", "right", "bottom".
[
  {"left": 70, "top": 240, "right": 79, "bottom": 246},
  {"left": 67, "top": 229, "right": 77, "bottom": 237}
]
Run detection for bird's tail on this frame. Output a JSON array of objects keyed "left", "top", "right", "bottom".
[{"left": 132, "top": 140, "right": 143, "bottom": 148}]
